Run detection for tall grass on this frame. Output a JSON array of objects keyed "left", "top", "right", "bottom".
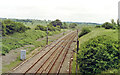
[{"left": 2, "top": 29, "right": 61, "bottom": 55}]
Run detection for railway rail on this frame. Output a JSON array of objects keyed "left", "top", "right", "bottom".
[{"left": 11, "top": 31, "right": 77, "bottom": 75}]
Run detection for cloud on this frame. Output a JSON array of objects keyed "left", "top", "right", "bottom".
[{"left": 0, "top": 0, "right": 119, "bottom": 23}]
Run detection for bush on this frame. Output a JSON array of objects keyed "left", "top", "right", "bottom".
[
  {"left": 49, "top": 19, "right": 62, "bottom": 28},
  {"left": 35, "top": 25, "right": 61, "bottom": 31},
  {"left": 48, "top": 26, "right": 56, "bottom": 31},
  {"left": 95, "top": 25, "right": 101, "bottom": 28},
  {"left": 69, "top": 23, "right": 77, "bottom": 28},
  {"left": 2, "top": 19, "right": 30, "bottom": 36},
  {"left": 78, "top": 36, "right": 119, "bottom": 74},
  {"left": 79, "top": 27, "right": 91, "bottom": 37},
  {"left": 35, "top": 25, "right": 47, "bottom": 31},
  {"left": 2, "top": 45, "right": 10, "bottom": 55},
  {"left": 102, "top": 22, "right": 116, "bottom": 29}
]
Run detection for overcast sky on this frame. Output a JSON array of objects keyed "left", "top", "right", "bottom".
[{"left": 0, "top": 0, "right": 119, "bottom": 23}]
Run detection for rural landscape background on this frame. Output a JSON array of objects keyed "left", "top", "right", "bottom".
[{"left": 0, "top": 0, "right": 120, "bottom": 75}]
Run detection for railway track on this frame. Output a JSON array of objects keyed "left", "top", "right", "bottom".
[{"left": 11, "top": 31, "right": 77, "bottom": 75}]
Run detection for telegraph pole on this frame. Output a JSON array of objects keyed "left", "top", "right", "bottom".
[
  {"left": 76, "top": 29, "right": 79, "bottom": 75},
  {"left": 46, "top": 27, "right": 48, "bottom": 45},
  {"left": 63, "top": 23, "right": 65, "bottom": 35}
]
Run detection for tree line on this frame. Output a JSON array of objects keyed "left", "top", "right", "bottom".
[
  {"left": 35, "top": 19, "right": 78, "bottom": 31},
  {"left": 1, "top": 19, "right": 78, "bottom": 36},
  {"left": 96, "top": 19, "right": 120, "bottom": 29}
]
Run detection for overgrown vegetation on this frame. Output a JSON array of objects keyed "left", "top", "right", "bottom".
[
  {"left": 35, "top": 19, "right": 69, "bottom": 31},
  {"left": 2, "top": 19, "right": 30, "bottom": 36},
  {"left": 2, "top": 30, "right": 46, "bottom": 55},
  {"left": 35, "top": 25, "right": 47, "bottom": 31},
  {"left": 79, "top": 27, "right": 91, "bottom": 37},
  {"left": 101, "top": 19, "right": 118, "bottom": 29},
  {"left": 2, "top": 19, "right": 64, "bottom": 55},
  {"left": 69, "top": 23, "right": 77, "bottom": 28},
  {"left": 78, "top": 35, "right": 119, "bottom": 74},
  {"left": 49, "top": 19, "right": 63, "bottom": 28},
  {"left": 95, "top": 25, "right": 101, "bottom": 28}
]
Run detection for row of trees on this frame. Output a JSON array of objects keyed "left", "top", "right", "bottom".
[
  {"left": 1, "top": 19, "right": 78, "bottom": 36},
  {"left": 35, "top": 25, "right": 61, "bottom": 31},
  {"left": 2, "top": 19, "right": 30, "bottom": 36},
  {"left": 35, "top": 19, "right": 78, "bottom": 31},
  {"left": 96, "top": 19, "right": 119, "bottom": 29},
  {"left": 49, "top": 19, "right": 77, "bottom": 29}
]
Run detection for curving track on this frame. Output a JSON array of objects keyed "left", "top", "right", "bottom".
[{"left": 11, "top": 31, "right": 77, "bottom": 75}]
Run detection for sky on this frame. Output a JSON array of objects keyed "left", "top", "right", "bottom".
[{"left": 0, "top": 0, "right": 119, "bottom": 23}]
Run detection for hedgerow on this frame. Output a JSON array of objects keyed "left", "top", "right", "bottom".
[
  {"left": 2, "top": 19, "right": 30, "bottom": 36},
  {"left": 78, "top": 35, "right": 119, "bottom": 74},
  {"left": 79, "top": 27, "right": 91, "bottom": 37}
]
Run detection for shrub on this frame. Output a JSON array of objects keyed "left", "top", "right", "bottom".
[
  {"left": 79, "top": 27, "right": 91, "bottom": 37},
  {"left": 102, "top": 22, "right": 116, "bottom": 29},
  {"left": 69, "top": 23, "right": 77, "bottom": 28},
  {"left": 49, "top": 19, "right": 62, "bottom": 28},
  {"left": 95, "top": 25, "right": 101, "bottom": 28},
  {"left": 78, "top": 36, "right": 119, "bottom": 74},
  {"left": 35, "top": 25, "right": 60, "bottom": 31},
  {"left": 2, "top": 19, "right": 30, "bottom": 36},
  {"left": 48, "top": 26, "right": 56, "bottom": 31},
  {"left": 35, "top": 25, "right": 47, "bottom": 31}
]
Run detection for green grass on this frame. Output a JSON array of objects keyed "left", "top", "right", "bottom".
[
  {"left": 79, "top": 28, "right": 118, "bottom": 45},
  {"left": 72, "top": 27, "right": 119, "bottom": 74},
  {"left": 2, "top": 57, "right": 21, "bottom": 73},
  {"left": 72, "top": 53, "right": 77, "bottom": 73},
  {"left": 2, "top": 29, "right": 63, "bottom": 54},
  {"left": 2, "top": 29, "right": 67, "bottom": 73}
]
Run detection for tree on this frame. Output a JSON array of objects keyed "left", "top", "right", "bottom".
[
  {"left": 2, "top": 23, "right": 6, "bottom": 36},
  {"left": 61, "top": 22, "right": 68, "bottom": 29},
  {"left": 117, "top": 19, "right": 120, "bottom": 26},
  {"left": 111, "top": 19, "right": 116, "bottom": 26},
  {"left": 2, "top": 19, "right": 30, "bottom": 36},
  {"left": 49, "top": 19, "right": 62, "bottom": 28},
  {"left": 69, "top": 23, "right": 77, "bottom": 28},
  {"left": 35, "top": 25, "right": 46, "bottom": 31},
  {"left": 102, "top": 22, "right": 114, "bottom": 29}
]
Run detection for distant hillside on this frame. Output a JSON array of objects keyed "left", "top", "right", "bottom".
[
  {"left": 0, "top": 18, "right": 101, "bottom": 27},
  {"left": 0, "top": 18, "right": 52, "bottom": 28},
  {"left": 66, "top": 21, "right": 101, "bottom": 26}
]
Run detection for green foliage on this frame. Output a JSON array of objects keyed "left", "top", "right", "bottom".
[
  {"left": 101, "top": 19, "right": 118, "bottom": 29},
  {"left": 2, "top": 29, "right": 61, "bottom": 55},
  {"left": 49, "top": 19, "right": 62, "bottom": 28},
  {"left": 79, "top": 27, "right": 91, "bottom": 37},
  {"left": 2, "top": 30, "right": 46, "bottom": 54},
  {"left": 61, "top": 22, "right": 68, "bottom": 29},
  {"left": 95, "top": 25, "right": 101, "bottom": 28},
  {"left": 111, "top": 19, "right": 117, "bottom": 26},
  {"left": 69, "top": 23, "right": 77, "bottom": 28},
  {"left": 35, "top": 24, "right": 61, "bottom": 31},
  {"left": 78, "top": 35, "right": 119, "bottom": 74},
  {"left": 48, "top": 25, "right": 56, "bottom": 31},
  {"left": 2, "top": 19, "right": 30, "bottom": 36},
  {"left": 102, "top": 22, "right": 115, "bottom": 29},
  {"left": 35, "top": 25, "right": 47, "bottom": 31}
]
